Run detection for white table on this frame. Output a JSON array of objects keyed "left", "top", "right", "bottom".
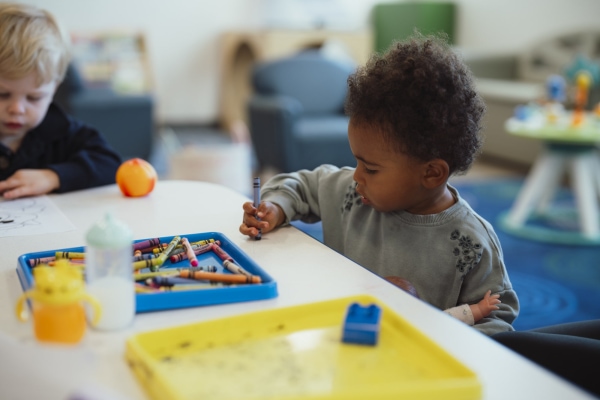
[{"left": 0, "top": 180, "right": 594, "bottom": 400}]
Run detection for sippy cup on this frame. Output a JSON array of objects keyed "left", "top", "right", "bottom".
[
  {"left": 15, "top": 260, "right": 102, "bottom": 344},
  {"left": 85, "top": 212, "right": 135, "bottom": 330}
]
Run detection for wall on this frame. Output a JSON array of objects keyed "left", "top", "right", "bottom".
[{"left": 13, "top": 0, "right": 600, "bottom": 126}]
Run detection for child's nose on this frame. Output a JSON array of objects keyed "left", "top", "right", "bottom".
[
  {"left": 353, "top": 168, "right": 363, "bottom": 184},
  {"left": 7, "top": 99, "right": 25, "bottom": 115}
]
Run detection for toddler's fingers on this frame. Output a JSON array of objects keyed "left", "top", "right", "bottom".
[{"left": 239, "top": 223, "right": 256, "bottom": 237}]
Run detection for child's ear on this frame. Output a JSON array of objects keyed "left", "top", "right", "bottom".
[{"left": 421, "top": 159, "right": 449, "bottom": 189}]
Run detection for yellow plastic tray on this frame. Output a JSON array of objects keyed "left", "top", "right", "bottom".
[{"left": 125, "top": 295, "right": 481, "bottom": 400}]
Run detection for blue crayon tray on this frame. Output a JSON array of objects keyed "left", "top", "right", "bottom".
[{"left": 16, "top": 232, "right": 278, "bottom": 312}]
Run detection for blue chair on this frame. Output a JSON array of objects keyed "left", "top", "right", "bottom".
[
  {"left": 247, "top": 50, "right": 357, "bottom": 173},
  {"left": 53, "top": 63, "right": 155, "bottom": 161}
]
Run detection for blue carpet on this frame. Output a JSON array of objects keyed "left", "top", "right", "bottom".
[{"left": 291, "top": 178, "right": 600, "bottom": 331}]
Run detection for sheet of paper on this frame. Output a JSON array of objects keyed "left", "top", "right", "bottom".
[{"left": 0, "top": 195, "right": 75, "bottom": 237}]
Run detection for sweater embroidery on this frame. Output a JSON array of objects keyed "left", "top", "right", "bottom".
[
  {"left": 341, "top": 183, "right": 362, "bottom": 213},
  {"left": 451, "top": 229, "right": 482, "bottom": 278}
]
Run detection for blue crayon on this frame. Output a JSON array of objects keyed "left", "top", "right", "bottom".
[
  {"left": 133, "top": 253, "right": 157, "bottom": 262},
  {"left": 148, "top": 276, "right": 199, "bottom": 287},
  {"left": 253, "top": 177, "right": 262, "bottom": 240}
]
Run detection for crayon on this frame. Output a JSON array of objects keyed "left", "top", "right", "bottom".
[
  {"left": 190, "top": 238, "right": 217, "bottom": 247},
  {"left": 133, "top": 253, "right": 158, "bottom": 262},
  {"left": 179, "top": 269, "right": 261, "bottom": 284},
  {"left": 133, "top": 269, "right": 181, "bottom": 281},
  {"left": 222, "top": 259, "right": 252, "bottom": 278},
  {"left": 134, "top": 249, "right": 142, "bottom": 257},
  {"left": 181, "top": 237, "right": 198, "bottom": 267},
  {"left": 29, "top": 256, "right": 56, "bottom": 267},
  {"left": 147, "top": 276, "right": 201, "bottom": 287},
  {"left": 253, "top": 177, "right": 262, "bottom": 240},
  {"left": 133, "top": 237, "right": 161, "bottom": 251},
  {"left": 150, "top": 243, "right": 169, "bottom": 254},
  {"left": 48, "top": 261, "right": 85, "bottom": 269},
  {"left": 135, "top": 283, "right": 161, "bottom": 293},
  {"left": 170, "top": 242, "right": 213, "bottom": 263},
  {"left": 146, "top": 267, "right": 218, "bottom": 286},
  {"left": 132, "top": 257, "right": 164, "bottom": 272},
  {"left": 169, "top": 240, "right": 220, "bottom": 257},
  {"left": 152, "top": 236, "right": 181, "bottom": 271},
  {"left": 210, "top": 243, "right": 234, "bottom": 262},
  {"left": 135, "top": 243, "right": 167, "bottom": 254},
  {"left": 55, "top": 251, "right": 85, "bottom": 260},
  {"left": 165, "top": 283, "right": 231, "bottom": 291},
  {"left": 180, "top": 265, "right": 218, "bottom": 273}
]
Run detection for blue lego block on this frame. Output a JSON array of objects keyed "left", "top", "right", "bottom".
[{"left": 342, "top": 302, "right": 382, "bottom": 346}]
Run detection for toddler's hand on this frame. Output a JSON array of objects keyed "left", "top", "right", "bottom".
[
  {"left": 385, "top": 276, "right": 419, "bottom": 298},
  {"left": 239, "top": 200, "right": 284, "bottom": 238},
  {"left": 0, "top": 169, "right": 60, "bottom": 199}
]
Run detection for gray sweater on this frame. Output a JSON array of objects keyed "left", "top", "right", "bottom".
[{"left": 262, "top": 165, "right": 519, "bottom": 336}]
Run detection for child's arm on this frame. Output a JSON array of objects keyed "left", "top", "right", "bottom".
[
  {"left": 386, "top": 276, "right": 501, "bottom": 326},
  {"left": 0, "top": 169, "right": 59, "bottom": 199},
  {"left": 470, "top": 290, "right": 501, "bottom": 322},
  {"left": 444, "top": 290, "right": 501, "bottom": 325},
  {"left": 239, "top": 200, "right": 286, "bottom": 238}
]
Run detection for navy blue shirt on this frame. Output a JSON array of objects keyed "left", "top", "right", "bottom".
[{"left": 0, "top": 103, "right": 122, "bottom": 193}]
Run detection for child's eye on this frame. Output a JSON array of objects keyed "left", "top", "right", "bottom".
[
  {"left": 364, "top": 166, "right": 377, "bottom": 174},
  {"left": 27, "top": 96, "right": 41, "bottom": 102},
  {"left": 0, "top": 93, "right": 9, "bottom": 98}
]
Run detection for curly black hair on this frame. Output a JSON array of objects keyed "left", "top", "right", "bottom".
[{"left": 345, "top": 32, "right": 485, "bottom": 175}]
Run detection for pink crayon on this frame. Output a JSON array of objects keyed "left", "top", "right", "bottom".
[
  {"left": 181, "top": 237, "right": 198, "bottom": 267},
  {"left": 210, "top": 243, "right": 233, "bottom": 262},
  {"left": 29, "top": 256, "right": 56, "bottom": 267},
  {"left": 169, "top": 243, "right": 212, "bottom": 263}
]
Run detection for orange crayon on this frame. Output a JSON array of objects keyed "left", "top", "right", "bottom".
[{"left": 179, "top": 269, "right": 261, "bottom": 284}]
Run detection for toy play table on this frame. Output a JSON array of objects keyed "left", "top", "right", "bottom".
[{"left": 499, "top": 113, "right": 600, "bottom": 245}]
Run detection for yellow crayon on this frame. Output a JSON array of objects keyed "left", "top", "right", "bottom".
[
  {"left": 190, "top": 238, "right": 216, "bottom": 247},
  {"left": 48, "top": 261, "right": 85, "bottom": 269},
  {"left": 158, "top": 236, "right": 181, "bottom": 261},
  {"left": 132, "top": 257, "right": 164, "bottom": 271},
  {"left": 150, "top": 243, "right": 169, "bottom": 254},
  {"left": 180, "top": 269, "right": 261, "bottom": 284},
  {"left": 55, "top": 251, "right": 85, "bottom": 260},
  {"left": 135, "top": 283, "right": 160, "bottom": 293},
  {"left": 166, "top": 283, "right": 230, "bottom": 291}
]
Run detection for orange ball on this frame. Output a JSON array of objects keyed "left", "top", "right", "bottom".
[{"left": 116, "top": 158, "right": 157, "bottom": 197}]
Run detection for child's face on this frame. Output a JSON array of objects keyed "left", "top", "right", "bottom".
[
  {"left": 348, "top": 120, "right": 434, "bottom": 214},
  {"left": 0, "top": 72, "right": 57, "bottom": 146}
]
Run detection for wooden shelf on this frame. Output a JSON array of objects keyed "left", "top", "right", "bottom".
[{"left": 70, "top": 30, "right": 153, "bottom": 95}]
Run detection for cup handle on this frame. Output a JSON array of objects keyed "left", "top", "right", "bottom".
[
  {"left": 81, "top": 293, "right": 102, "bottom": 326},
  {"left": 15, "top": 292, "right": 33, "bottom": 322}
]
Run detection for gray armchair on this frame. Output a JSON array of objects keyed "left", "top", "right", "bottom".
[
  {"left": 247, "top": 50, "right": 357, "bottom": 173},
  {"left": 53, "top": 63, "right": 155, "bottom": 161}
]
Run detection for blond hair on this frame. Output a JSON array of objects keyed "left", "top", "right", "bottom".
[{"left": 0, "top": 3, "right": 71, "bottom": 84}]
